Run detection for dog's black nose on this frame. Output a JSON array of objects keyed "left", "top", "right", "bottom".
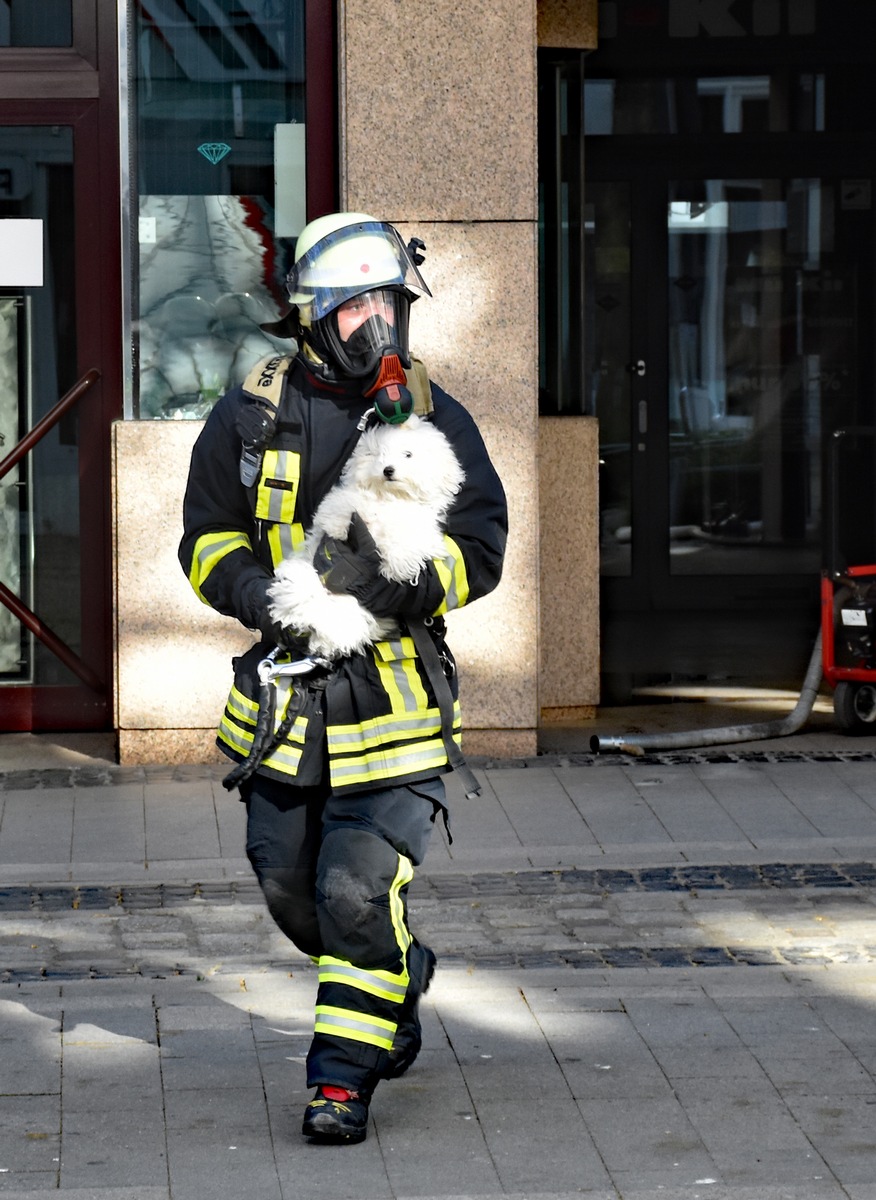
[{"left": 383, "top": 465, "right": 395, "bottom": 479}]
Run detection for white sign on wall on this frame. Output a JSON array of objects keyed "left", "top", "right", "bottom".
[
  {"left": 274, "top": 123, "right": 307, "bottom": 239},
  {"left": 0, "top": 219, "right": 43, "bottom": 287}
]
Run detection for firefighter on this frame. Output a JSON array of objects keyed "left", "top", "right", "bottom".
[{"left": 179, "top": 212, "right": 507, "bottom": 1144}]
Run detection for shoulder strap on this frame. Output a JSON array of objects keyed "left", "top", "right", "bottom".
[
  {"left": 241, "top": 353, "right": 295, "bottom": 419},
  {"left": 406, "top": 618, "right": 481, "bottom": 800},
  {"left": 405, "top": 357, "right": 433, "bottom": 418},
  {"left": 237, "top": 354, "right": 296, "bottom": 488}
]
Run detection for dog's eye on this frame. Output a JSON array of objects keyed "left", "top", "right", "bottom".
[{"left": 404, "top": 450, "right": 412, "bottom": 458}]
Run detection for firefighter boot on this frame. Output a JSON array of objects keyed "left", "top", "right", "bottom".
[
  {"left": 302, "top": 1085, "right": 371, "bottom": 1143},
  {"left": 384, "top": 941, "right": 436, "bottom": 1080}
]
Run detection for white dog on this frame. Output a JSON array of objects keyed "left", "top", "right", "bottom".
[{"left": 267, "top": 414, "right": 465, "bottom": 658}]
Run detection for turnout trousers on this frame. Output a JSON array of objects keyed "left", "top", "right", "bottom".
[{"left": 242, "top": 772, "right": 444, "bottom": 1092}]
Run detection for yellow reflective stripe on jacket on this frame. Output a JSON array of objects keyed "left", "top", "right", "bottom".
[
  {"left": 225, "top": 684, "right": 258, "bottom": 726},
  {"left": 328, "top": 731, "right": 459, "bottom": 789},
  {"left": 217, "top": 680, "right": 309, "bottom": 778},
  {"left": 259, "top": 737, "right": 306, "bottom": 777},
  {"left": 255, "top": 448, "right": 300, "bottom": 522},
  {"left": 433, "top": 534, "right": 469, "bottom": 614},
  {"left": 314, "top": 1005, "right": 396, "bottom": 1050},
  {"left": 254, "top": 448, "right": 305, "bottom": 567},
  {"left": 188, "top": 531, "right": 252, "bottom": 604},
  {"left": 317, "top": 958, "right": 409, "bottom": 1003},
  {"left": 266, "top": 520, "right": 305, "bottom": 567},
  {"left": 373, "top": 643, "right": 428, "bottom": 714},
  {"left": 327, "top": 703, "right": 460, "bottom": 752},
  {"left": 218, "top": 713, "right": 308, "bottom": 777}
]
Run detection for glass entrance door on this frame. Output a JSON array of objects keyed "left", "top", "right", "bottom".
[
  {"left": 588, "top": 170, "right": 873, "bottom": 686},
  {"left": 666, "top": 178, "right": 859, "bottom": 577},
  {"left": 0, "top": 113, "right": 114, "bottom": 730}
]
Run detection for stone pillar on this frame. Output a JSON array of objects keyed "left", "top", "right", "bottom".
[{"left": 338, "top": 0, "right": 541, "bottom": 755}]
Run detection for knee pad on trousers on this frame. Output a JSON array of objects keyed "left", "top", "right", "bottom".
[
  {"left": 256, "top": 867, "right": 322, "bottom": 958},
  {"left": 316, "top": 826, "right": 409, "bottom": 971}
]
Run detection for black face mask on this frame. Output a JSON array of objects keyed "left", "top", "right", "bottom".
[
  {"left": 308, "top": 288, "right": 413, "bottom": 381},
  {"left": 342, "top": 314, "right": 397, "bottom": 374}
]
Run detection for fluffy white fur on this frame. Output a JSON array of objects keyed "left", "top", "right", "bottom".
[{"left": 268, "top": 414, "right": 465, "bottom": 658}]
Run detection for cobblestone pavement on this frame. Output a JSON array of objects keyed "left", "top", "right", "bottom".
[
  {"left": 4, "top": 754, "right": 876, "bottom": 1198},
  {"left": 3, "top": 860, "right": 876, "bottom": 982},
  {"left": 3, "top": 872, "right": 876, "bottom": 1200}
]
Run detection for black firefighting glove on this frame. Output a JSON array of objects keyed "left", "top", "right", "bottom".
[
  {"left": 243, "top": 573, "right": 307, "bottom": 651},
  {"left": 313, "top": 512, "right": 444, "bottom": 618}
]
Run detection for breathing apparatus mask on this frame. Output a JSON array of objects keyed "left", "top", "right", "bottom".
[
  {"left": 237, "top": 216, "right": 430, "bottom": 486},
  {"left": 286, "top": 216, "right": 431, "bottom": 424}
]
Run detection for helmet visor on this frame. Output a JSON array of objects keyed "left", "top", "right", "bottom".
[{"left": 287, "top": 220, "right": 431, "bottom": 320}]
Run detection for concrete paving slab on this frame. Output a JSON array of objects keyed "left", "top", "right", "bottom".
[
  {"left": 575, "top": 1093, "right": 720, "bottom": 1181},
  {"left": 5, "top": 732, "right": 876, "bottom": 1195},
  {"left": 0, "top": 1095, "right": 61, "bottom": 1173},
  {"left": 486, "top": 767, "right": 601, "bottom": 848}
]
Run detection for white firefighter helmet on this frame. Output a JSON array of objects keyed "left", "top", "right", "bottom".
[
  {"left": 287, "top": 212, "right": 430, "bottom": 321},
  {"left": 285, "top": 213, "right": 431, "bottom": 379}
]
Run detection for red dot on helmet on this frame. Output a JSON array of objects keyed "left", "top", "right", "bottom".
[{"left": 361, "top": 263, "right": 370, "bottom": 273}]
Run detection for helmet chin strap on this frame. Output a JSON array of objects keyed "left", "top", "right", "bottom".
[{"left": 363, "top": 353, "right": 414, "bottom": 424}]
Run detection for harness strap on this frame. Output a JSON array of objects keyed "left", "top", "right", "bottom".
[
  {"left": 242, "top": 352, "right": 433, "bottom": 418},
  {"left": 405, "top": 358, "right": 433, "bottom": 418},
  {"left": 405, "top": 619, "right": 481, "bottom": 799},
  {"left": 241, "top": 353, "right": 294, "bottom": 411},
  {"left": 222, "top": 669, "right": 330, "bottom": 791}
]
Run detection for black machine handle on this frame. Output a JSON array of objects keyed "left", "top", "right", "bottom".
[{"left": 826, "top": 426, "right": 876, "bottom": 578}]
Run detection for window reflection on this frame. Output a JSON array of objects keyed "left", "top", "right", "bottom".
[
  {"left": 584, "top": 74, "right": 826, "bottom": 135},
  {"left": 667, "top": 179, "right": 857, "bottom": 575},
  {"left": 0, "top": 0, "right": 72, "bottom": 46},
  {"left": 129, "top": 0, "right": 306, "bottom": 419}
]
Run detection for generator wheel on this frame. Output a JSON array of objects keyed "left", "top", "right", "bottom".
[{"left": 834, "top": 682, "right": 876, "bottom": 735}]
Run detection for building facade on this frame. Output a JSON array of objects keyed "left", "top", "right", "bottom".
[
  {"left": 3, "top": 1, "right": 875, "bottom": 760},
  {"left": 0, "top": 0, "right": 597, "bottom": 761}
]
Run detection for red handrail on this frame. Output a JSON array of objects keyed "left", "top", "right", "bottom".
[
  {"left": 0, "top": 580, "right": 104, "bottom": 692},
  {"left": 0, "top": 368, "right": 104, "bottom": 692},
  {"left": 0, "top": 368, "right": 100, "bottom": 482}
]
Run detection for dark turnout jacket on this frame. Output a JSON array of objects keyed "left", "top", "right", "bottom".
[{"left": 178, "top": 354, "right": 507, "bottom": 793}]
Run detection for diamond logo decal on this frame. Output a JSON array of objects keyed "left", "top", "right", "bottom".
[{"left": 197, "top": 142, "right": 231, "bottom": 164}]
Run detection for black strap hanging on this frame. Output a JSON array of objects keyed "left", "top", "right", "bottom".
[{"left": 406, "top": 619, "right": 481, "bottom": 799}]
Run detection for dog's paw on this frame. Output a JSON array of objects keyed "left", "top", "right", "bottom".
[
  {"left": 307, "top": 593, "right": 381, "bottom": 658},
  {"left": 269, "top": 559, "right": 380, "bottom": 657},
  {"left": 267, "top": 558, "right": 324, "bottom": 630}
]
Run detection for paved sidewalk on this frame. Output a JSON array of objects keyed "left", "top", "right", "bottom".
[{"left": 2, "top": 725, "right": 876, "bottom": 1199}]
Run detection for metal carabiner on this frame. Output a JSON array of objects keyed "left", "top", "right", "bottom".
[{"left": 257, "top": 654, "right": 331, "bottom": 685}]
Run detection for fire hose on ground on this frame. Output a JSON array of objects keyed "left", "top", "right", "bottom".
[{"left": 590, "top": 629, "right": 823, "bottom": 756}]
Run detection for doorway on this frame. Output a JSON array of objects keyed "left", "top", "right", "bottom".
[
  {"left": 539, "top": 27, "right": 876, "bottom": 696},
  {"left": 0, "top": 110, "right": 119, "bottom": 730},
  {"left": 588, "top": 164, "right": 872, "bottom": 690},
  {"left": 0, "top": 0, "right": 122, "bottom": 733}
]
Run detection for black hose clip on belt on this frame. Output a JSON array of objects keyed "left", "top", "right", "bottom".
[
  {"left": 222, "top": 650, "right": 331, "bottom": 791},
  {"left": 406, "top": 618, "right": 481, "bottom": 799}
]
